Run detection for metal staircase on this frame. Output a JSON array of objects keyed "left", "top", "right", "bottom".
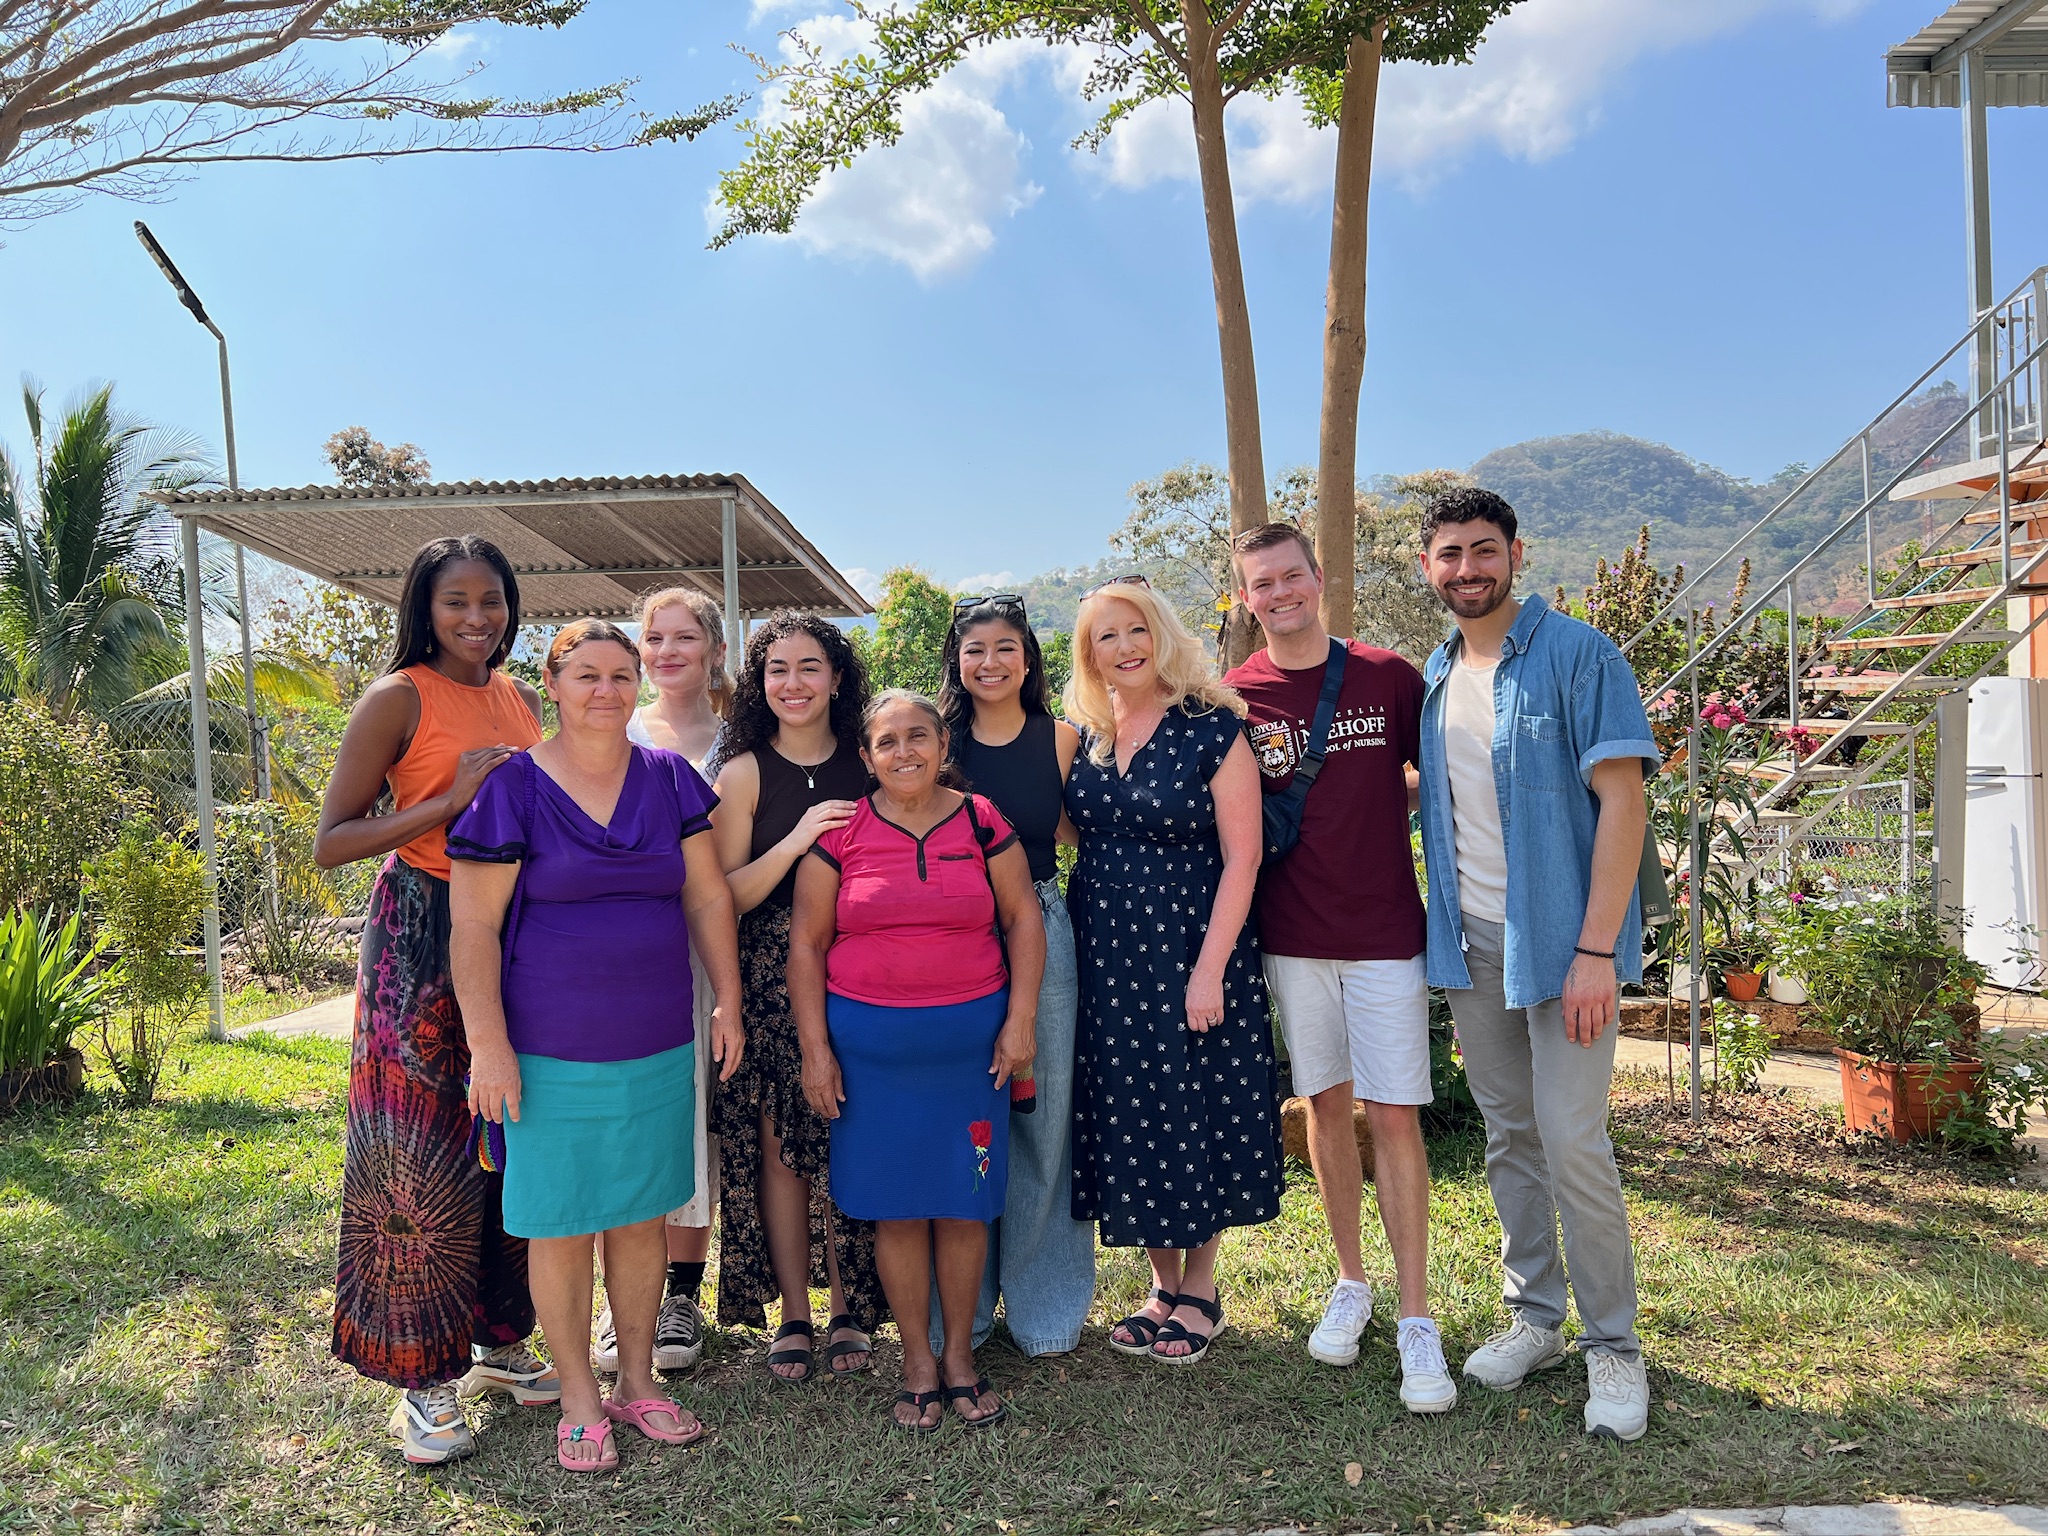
[{"left": 1622, "top": 265, "right": 2048, "bottom": 873}]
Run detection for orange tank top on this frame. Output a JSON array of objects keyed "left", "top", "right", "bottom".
[{"left": 386, "top": 664, "right": 543, "bottom": 880}]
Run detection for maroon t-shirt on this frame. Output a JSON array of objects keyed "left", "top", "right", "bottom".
[{"left": 1226, "top": 640, "right": 1427, "bottom": 962}]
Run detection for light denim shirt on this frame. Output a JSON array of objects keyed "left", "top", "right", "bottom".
[{"left": 1418, "top": 594, "right": 1659, "bottom": 1008}]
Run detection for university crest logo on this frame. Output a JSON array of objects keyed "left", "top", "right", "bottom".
[{"left": 1248, "top": 718, "right": 1300, "bottom": 780}]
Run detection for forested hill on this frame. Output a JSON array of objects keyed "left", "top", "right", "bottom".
[{"left": 1480, "top": 383, "right": 1967, "bottom": 605}]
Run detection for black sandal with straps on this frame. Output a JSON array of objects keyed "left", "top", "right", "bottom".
[
  {"left": 1109, "top": 1288, "right": 1178, "bottom": 1357},
  {"left": 765, "top": 1319, "right": 814, "bottom": 1384},
  {"left": 823, "top": 1313, "right": 872, "bottom": 1377},
  {"left": 1150, "top": 1292, "right": 1225, "bottom": 1366}
]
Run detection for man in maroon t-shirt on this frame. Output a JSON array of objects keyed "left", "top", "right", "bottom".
[{"left": 1224, "top": 522, "right": 1454, "bottom": 1415}]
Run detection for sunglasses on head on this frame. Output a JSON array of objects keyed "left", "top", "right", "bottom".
[
  {"left": 953, "top": 592, "right": 1028, "bottom": 626},
  {"left": 1082, "top": 573, "right": 1151, "bottom": 599}
]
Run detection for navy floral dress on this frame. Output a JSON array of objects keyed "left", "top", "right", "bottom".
[{"left": 1065, "top": 701, "right": 1283, "bottom": 1249}]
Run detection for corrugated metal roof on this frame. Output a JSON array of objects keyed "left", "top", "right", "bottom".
[
  {"left": 1888, "top": 0, "right": 2048, "bottom": 108},
  {"left": 143, "top": 473, "right": 872, "bottom": 620}
]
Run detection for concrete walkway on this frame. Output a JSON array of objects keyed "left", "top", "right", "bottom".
[{"left": 230, "top": 991, "right": 352, "bottom": 1041}]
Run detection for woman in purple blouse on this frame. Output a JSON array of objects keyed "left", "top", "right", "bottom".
[{"left": 449, "top": 621, "right": 743, "bottom": 1472}]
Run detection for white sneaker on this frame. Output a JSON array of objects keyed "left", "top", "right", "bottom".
[
  {"left": 1461, "top": 1317, "right": 1567, "bottom": 1390},
  {"left": 1307, "top": 1279, "right": 1373, "bottom": 1366},
  {"left": 457, "top": 1339, "right": 561, "bottom": 1405},
  {"left": 1584, "top": 1349, "right": 1650, "bottom": 1442},
  {"left": 1396, "top": 1318, "right": 1459, "bottom": 1414},
  {"left": 387, "top": 1385, "right": 473, "bottom": 1465},
  {"left": 590, "top": 1304, "right": 619, "bottom": 1372}
]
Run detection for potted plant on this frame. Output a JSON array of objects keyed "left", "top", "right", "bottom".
[
  {"left": 1797, "top": 894, "right": 1987, "bottom": 1141},
  {"left": 0, "top": 907, "right": 110, "bottom": 1111},
  {"left": 1757, "top": 874, "right": 1821, "bottom": 1004}
]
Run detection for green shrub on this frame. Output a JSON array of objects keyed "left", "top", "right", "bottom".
[
  {"left": 86, "top": 827, "right": 208, "bottom": 1106},
  {"left": 0, "top": 702, "right": 144, "bottom": 914},
  {"left": 1709, "top": 999, "right": 1772, "bottom": 1095},
  {"left": 0, "top": 907, "right": 111, "bottom": 1075}
]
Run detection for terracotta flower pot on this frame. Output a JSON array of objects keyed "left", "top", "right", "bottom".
[
  {"left": 1834, "top": 1047, "right": 1984, "bottom": 1142},
  {"left": 1722, "top": 969, "right": 1763, "bottom": 1002}
]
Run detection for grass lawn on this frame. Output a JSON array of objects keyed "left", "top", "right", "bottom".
[{"left": 2, "top": 1036, "right": 2044, "bottom": 1536}]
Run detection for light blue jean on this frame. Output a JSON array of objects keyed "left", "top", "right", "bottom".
[{"left": 931, "top": 879, "right": 1097, "bottom": 1356}]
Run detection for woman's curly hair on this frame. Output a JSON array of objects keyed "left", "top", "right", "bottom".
[{"left": 709, "top": 609, "right": 870, "bottom": 776}]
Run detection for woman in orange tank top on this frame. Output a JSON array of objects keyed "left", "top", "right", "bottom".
[{"left": 314, "top": 535, "right": 557, "bottom": 1465}]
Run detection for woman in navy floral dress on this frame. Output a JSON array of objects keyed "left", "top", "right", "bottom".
[{"left": 1063, "top": 579, "right": 1282, "bottom": 1365}]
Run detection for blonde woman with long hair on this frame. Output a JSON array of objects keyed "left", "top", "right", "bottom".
[
  {"left": 589, "top": 589, "right": 732, "bottom": 1378},
  {"left": 1061, "top": 578, "right": 1282, "bottom": 1365}
]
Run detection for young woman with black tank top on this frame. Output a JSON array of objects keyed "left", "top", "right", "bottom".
[
  {"left": 936, "top": 594, "right": 1098, "bottom": 1357},
  {"left": 707, "top": 612, "right": 882, "bottom": 1383}
]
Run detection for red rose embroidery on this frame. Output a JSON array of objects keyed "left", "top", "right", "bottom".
[
  {"left": 969, "top": 1120, "right": 993, "bottom": 1187},
  {"left": 969, "top": 1121, "right": 992, "bottom": 1148}
]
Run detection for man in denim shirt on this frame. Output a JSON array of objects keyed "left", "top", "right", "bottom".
[{"left": 1415, "top": 488, "right": 1659, "bottom": 1442}]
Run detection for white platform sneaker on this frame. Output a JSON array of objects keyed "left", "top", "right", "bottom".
[
  {"left": 1461, "top": 1317, "right": 1568, "bottom": 1390},
  {"left": 1396, "top": 1318, "right": 1459, "bottom": 1414},
  {"left": 457, "top": 1340, "right": 561, "bottom": 1405},
  {"left": 387, "top": 1384, "right": 474, "bottom": 1465},
  {"left": 1583, "top": 1349, "right": 1650, "bottom": 1441},
  {"left": 1307, "top": 1279, "right": 1374, "bottom": 1366}
]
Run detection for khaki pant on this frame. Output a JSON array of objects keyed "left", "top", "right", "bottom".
[{"left": 1446, "top": 915, "right": 1640, "bottom": 1359}]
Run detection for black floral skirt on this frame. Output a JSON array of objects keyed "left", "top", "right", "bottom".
[{"left": 710, "top": 904, "right": 885, "bottom": 1332}]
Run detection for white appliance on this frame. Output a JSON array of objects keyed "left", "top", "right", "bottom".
[{"left": 1963, "top": 676, "right": 2048, "bottom": 987}]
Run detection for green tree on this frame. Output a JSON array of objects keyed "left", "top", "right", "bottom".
[
  {"left": 1, "top": 3, "right": 740, "bottom": 222},
  {"left": 0, "top": 701, "right": 145, "bottom": 913},
  {"left": 713, "top": 2, "right": 1524, "bottom": 663},
  {"left": 0, "top": 382, "right": 205, "bottom": 720},
  {"left": 86, "top": 825, "right": 210, "bottom": 1107},
  {"left": 853, "top": 566, "right": 956, "bottom": 695}
]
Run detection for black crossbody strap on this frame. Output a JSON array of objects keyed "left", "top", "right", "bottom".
[{"left": 1292, "top": 638, "right": 1348, "bottom": 786}]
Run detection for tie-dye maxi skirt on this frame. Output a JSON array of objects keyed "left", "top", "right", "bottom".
[{"left": 331, "top": 856, "right": 534, "bottom": 1388}]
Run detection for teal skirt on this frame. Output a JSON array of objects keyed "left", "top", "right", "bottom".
[{"left": 501, "top": 1043, "right": 696, "bottom": 1240}]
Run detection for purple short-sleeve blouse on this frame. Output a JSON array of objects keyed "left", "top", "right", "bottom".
[{"left": 447, "top": 746, "right": 716, "bottom": 1062}]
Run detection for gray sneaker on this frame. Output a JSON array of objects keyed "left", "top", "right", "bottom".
[
  {"left": 1583, "top": 1349, "right": 1650, "bottom": 1441},
  {"left": 654, "top": 1292, "right": 706, "bottom": 1372},
  {"left": 387, "top": 1385, "right": 473, "bottom": 1465},
  {"left": 458, "top": 1339, "right": 560, "bottom": 1405},
  {"left": 590, "top": 1303, "right": 619, "bottom": 1372},
  {"left": 1461, "top": 1317, "right": 1567, "bottom": 1390}
]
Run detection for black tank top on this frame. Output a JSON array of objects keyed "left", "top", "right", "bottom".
[
  {"left": 751, "top": 738, "right": 870, "bottom": 911},
  {"left": 954, "top": 711, "right": 1062, "bottom": 883}
]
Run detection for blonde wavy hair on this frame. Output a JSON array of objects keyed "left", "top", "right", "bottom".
[
  {"left": 634, "top": 587, "right": 731, "bottom": 717},
  {"left": 1063, "top": 580, "right": 1244, "bottom": 765}
]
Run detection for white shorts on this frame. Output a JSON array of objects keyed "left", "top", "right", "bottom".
[{"left": 1262, "top": 952, "right": 1432, "bottom": 1105}]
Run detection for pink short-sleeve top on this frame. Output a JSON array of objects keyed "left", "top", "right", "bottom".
[{"left": 810, "top": 794, "right": 1016, "bottom": 1008}]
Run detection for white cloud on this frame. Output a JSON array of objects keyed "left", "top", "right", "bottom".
[
  {"left": 952, "top": 571, "right": 1017, "bottom": 593},
  {"left": 749, "top": 0, "right": 812, "bottom": 21},
  {"left": 423, "top": 26, "right": 483, "bottom": 63},
  {"left": 840, "top": 566, "right": 886, "bottom": 602},
  {"left": 719, "top": 17, "right": 1043, "bottom": 283},
  {"left": 1081, "top": 0, "right": 1876, "bottom": 201}
]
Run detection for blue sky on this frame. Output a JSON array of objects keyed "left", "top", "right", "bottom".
[{"left": 3, "top": 0, "right": 2045, "bottom": 596}]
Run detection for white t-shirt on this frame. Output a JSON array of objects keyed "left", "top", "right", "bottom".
[{"left": 1445, "top": 655, "right": 1508, "bottom": 924}]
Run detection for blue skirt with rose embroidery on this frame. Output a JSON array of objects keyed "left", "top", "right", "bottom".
[{"left": 826, "top": 989, "right": 1010, "bottom": 1221}]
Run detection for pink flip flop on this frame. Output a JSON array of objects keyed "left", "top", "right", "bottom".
[
  {"left": 556, "top": 1417, "right": 618, "bottom": 1472},
  {"left": 604, "top": 1396, "right": 707, "bottom": 1447}
]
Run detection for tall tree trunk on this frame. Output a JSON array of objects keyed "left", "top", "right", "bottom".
[
  {"left": 1181, "top": 0, "right": 1268, "bottom": 667},
  {"left": 1315, "top": 25, "right": 1384, "bottom": 642}
]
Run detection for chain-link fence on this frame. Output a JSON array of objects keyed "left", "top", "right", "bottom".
[{"left": 1752, "top": 778, "right": 1931, "bottom": 902}]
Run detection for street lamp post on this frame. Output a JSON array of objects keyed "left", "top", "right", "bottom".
[{"left": 134, "top": 221, "right": 267, "bottom": 1042}]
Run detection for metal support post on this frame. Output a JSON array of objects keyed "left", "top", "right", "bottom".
[
  {"left": 1786, "top": 576, "right": 1799, "bottom": 730},
  {"left": 182, "top": 517, "right": 226, "bottom": 1041},
  {"left": 1862, "top": 437, "right": 1877, "bottom": 603},
  {"left": 1931, "top": 689, "right": 1970, "bottom": 941},
  {"left": 1962, "top": 46, "right": 1997, "bottom": 457},
  {"left": 1686, "top": 604, "right": 1703, "bottom": 1124},
  {"left": 720, "top": 494, "right": 742, "bottom": 669},
  {"left": 1903, "top": 734, "right": 1917, "bottom": 898}
]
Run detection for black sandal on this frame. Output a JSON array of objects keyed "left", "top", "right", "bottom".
[
  {"left": 765, "top": 1319, "right": 814, "bottom": 1384},
  {"left": 1150, "top": 1292, "right": 1225, "bottom": 1366},
  {"left": 1109, "top": 1288, "right": 1177, "bottom": 1357},
  {"left": 823, "top": 1314, "right": 872, "bottom": 1377},
  {"left": 944, "top": 1374, "right": 1007, "bottom": 1429},
  {"left": 891, "top": 1389, "right": 944, "bottom": 1435}
]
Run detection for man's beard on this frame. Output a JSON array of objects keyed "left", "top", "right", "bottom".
[{"left": 1434, "top": 575, "right": 1513, "bottom": 620}]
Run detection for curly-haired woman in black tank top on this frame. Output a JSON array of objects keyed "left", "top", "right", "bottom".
[{"left": 708, "top": 612, "right": 881, "bottom": 1381}]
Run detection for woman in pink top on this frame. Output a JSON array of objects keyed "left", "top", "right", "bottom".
[{"left": 788, "top": 691, "right": 1044, "bottom": 1433}]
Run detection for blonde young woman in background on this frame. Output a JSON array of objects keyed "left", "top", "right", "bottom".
[
  {"left": 589, "top": 589, "right": 731, "bottom": 1375},
  {"left": 1062, "top": 578, "right": 1282, "bottom": 1366}
]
